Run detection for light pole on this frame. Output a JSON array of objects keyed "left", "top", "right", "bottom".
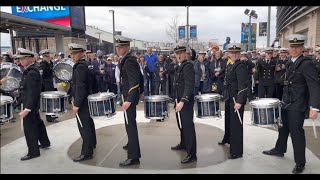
[
  {"left": 109, "top": 10, "right": 116, "bottom": 54},
  {"left": 267, "top": 6, "right": 271, "bottom": 47},
  {"left": 186, "top": 6, "right": 190, "bottom": 51},
  {"left": 244, "top": 9, "right": 258, "bottom": 51},
  {"left": 95, "top": 32, "right": 102, "bottom": 50}
]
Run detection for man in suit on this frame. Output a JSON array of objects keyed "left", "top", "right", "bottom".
[
  {"left": 218, "top": 43, "right": 248, "bottom": 160},
  {"left": 93, "top": 50, "right": 106, "bottom": 92},
  {"left": 262, "top": 34, "right": 320, "bottom": 174},
  {"left": 171, "top": 42, "right": 197, "bottom": 164},
  {"left": 255, "top": 47, "right": 277, "bottom": 98},
  {"left": 153, "top": 54, "right": 168, "bottom": 95},
  {"left": 69, "top": 43, "right": 97, "bottom": 162},
  {"left": 17, "top": 48, "right": 51, "bottom": 161},
  {"left": 39, "top": 49, "right": 58, "bottom": 123},
  {"left": 116, "top": 35, "right": 141, "bottom": 167}
]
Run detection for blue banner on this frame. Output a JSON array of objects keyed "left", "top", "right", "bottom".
[
  {"left": 12, "top": 6, "right": 70, "bottom": 21},
  {"left": 190, "top": 25, "right": 197, "bottom": 40},
  {"left": 178, "top": 26, "right": 185, "bottom": 39}
]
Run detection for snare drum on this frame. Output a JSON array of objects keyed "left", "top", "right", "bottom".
[
  {"left": 53, "top": 58, "right": 74, "bottom": 82},
  {"left": 249, "top": 98, "right": 282, "bottom": 126},
  {"left": 144, "top": 95, "right": 171, "bottom": 119},
  {"left": 88, "top": 92, "right": 117, "bottom": 117},
  {"left": 40, "top": 91, "right": 67, "bottom": 115},
  {"left": 0, "top": 62, "right": 23, "bottom": 92},
  {"left": 195, "top": 93, "right": 221, "bottom": 119},
  {"left": 0, "top": 95, "right": 14, "bottom": 122}
]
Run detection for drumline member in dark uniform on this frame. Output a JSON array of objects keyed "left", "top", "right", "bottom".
[
  {"left": 218, "top": 43, "right": 248, "bottom": 160},
  {"left": 17, "top": 48, "right": 51, "bottom": 161},
  {"left": 171, "top": 42, "right": 197, "bottom": 164},
  {"left": 39, "top": 49, "right": 58, "bottom": 123},
  {"left": 313, "top": 47, "right": 320, "bottom": 79},
  {"left": 274, "top": 48, "right": 289, "bottom": 100},
  {"left": 69, "top": 43, "right": 97, "bottom": 162},
  {"left": 115, "top": 35, "right": 141, "bottom": 167},
  {"left": 255, "top": 47, "right": 277, "bottom": 98},
  {"left": 240, "top": 52, "right": 255, "bottom": 101},
  {"left": 262, "top": 34, "right": 320, "bottom": 174}
]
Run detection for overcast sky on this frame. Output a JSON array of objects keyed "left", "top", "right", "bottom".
[{"left": 1, "top": 6, "right": 277, "bottom": 48}]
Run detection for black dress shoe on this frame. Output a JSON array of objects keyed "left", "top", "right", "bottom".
[
  {"left": 20, "top": 154, "right": 40, "bottom": 161},
  {"left": 39, "top": 144, "right": 51, "bottom": 149},
  {"left": 171, "top": 144, "right": 186, "bottom": 151},
  {"left": 218, "top": 140, "right": 230, "bottom": 145},
  {"left": 292, "top": 164, "right": 305, "bottom": 174},
  {"left": 119, "top": 158, "right": 140, "bottom": 167},
  {"left": 73, "top": 154, "right": 93, "bottom": 162},
  {"left": 228, "top": 154, "right": 243, "bottom": 159},
  {"left": 123, "top": 144, "right": 128, "bottom": 150},
  {"left": 262, "top": 148, "right": 284, "bottom": 157},
  {"left": 181, "top": 155, "right": 197, "bottom": 164}
]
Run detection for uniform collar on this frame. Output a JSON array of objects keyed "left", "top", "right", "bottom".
[{"left": 291, "top": 53, "right": 303, "bottom": 63}]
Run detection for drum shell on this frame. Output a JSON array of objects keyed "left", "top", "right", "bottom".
[
  {"left": 252, "top": 107, "right": 280, "bottom": 125},
  {"left": 196, "top": 100, "right": 220, "bottom": 118},
  {"left": 88, "top": 96, "right": 116, "bottom": 117},
  {"left": 0, "top": 96, "right": 13, "bottom": 122},
  {"left": 144, "top": 101, "right": 169, "bottom": 119},
  {"left": 40, "top": 92, "right": 67, "bottom": 115}
]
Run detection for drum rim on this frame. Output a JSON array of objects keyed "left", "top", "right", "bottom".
[
  {"left": 53, "top": 60, "right": 74, "bottom": 82},
  {"left": 88, "top": 92, "right": 117, "bottom": 101},
  {"left": 195, "top": 93, "right": 220, "bottom": 101},
  {"left": 249, "top": 98, "right": 281, "bottom": 108},
  {"left": 41, "top": 91, "right": 67, "bottom": 98},
  {"left": 144, "top": 95, "right": 171, "bottom": 102},
  {"left": 0, "top": 95, "right": 14, "bottom": 105}
]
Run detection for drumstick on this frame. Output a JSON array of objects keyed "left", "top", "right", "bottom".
[
  {"left": 312, "top": 121, "right": 318, "bottom": 139},
  {"left": 121, "top": 94, "right": 128, "bottom": 125},
  {"left": 175, "top": 99, "right": 182, "bottom": 129},
  {"left": 71, "top": 101, "right": 83, "bottom": 128},
  {"left": 20, "top": 103, "right": 23, "bottom": 132},
  {"left": 233, "top": 97, "right": 243, "bottom": 124}
]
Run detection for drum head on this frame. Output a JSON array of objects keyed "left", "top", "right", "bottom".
[
  {"left": 0, "top": 95, "right": 13, "bottom": 105},
  {"left": 53, "top": 59, "right": 74, "bottom": 82},
  {"left": 88, "top": 92, "right": 116, "bottom": 101},
  {"left": 144, "top": 95, "right": 171, "bottom": 102},
  {"left": 249, "top": 98, "right": 281, "bottom": 108},
  {"left": 41, "top": 91, "right": 67, "bottom": 98},
  {"left": 0, "top": 62, "right": 22, "bottom": 92},
  {"left": 195, "top": 93, "right": 220, "bottom": 102}
]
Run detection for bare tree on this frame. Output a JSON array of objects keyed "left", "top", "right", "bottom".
[{"left": 166, "top": 15, "right": 180, "bottom": 43}]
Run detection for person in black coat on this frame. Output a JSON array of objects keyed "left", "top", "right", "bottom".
[
  {"left": 209, "top": 50, "right": 226, "bottom": 95},
  {"left": 240, "top": 53, "right": 255, "bottom": 101},
  {"left": 255, "top": 47, "right": 277, "bottom": 98},
  {"left": 17, "top": 48, "right": 51, "bottom": 161},
  {"left": 39, "top": 49, "right": 58, "bottom": 123},
  {"left": 68, "top": 43, "right": 97, "bottom": 162},
  {"left": 274, "top": 48, "right": 289, "bottom": 100},
  {"left": 262, "top": 34, "right": 320, "bottom": 174},
  {"left": 313, "top": 47, "right": 320, "bottom": 79},
  {"left": 171, "top": 42, "right": 197, "bottom": 164},
  {"left": 115, "top": 35, "right": 141, "bottom": 167},
  {"left": 168, "top": 54, "right": 178, "bottom": 100},
  {"left": 218, "top": 43, "right": 248, "bottom": 160}
]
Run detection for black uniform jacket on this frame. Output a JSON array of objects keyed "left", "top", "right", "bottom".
[
  {"left": 282, "top": 55, "right": 320, "bottom": 112},
  {"left": 20, "top": 64, "right": 41, "bottom": 111},
  {"left": 174, "top": 59, "right": 195, "bottom": 103},
  {"left": 223, "top": 60, "right": 248, "bottom": 104},
  {"left": 71, "top": 59, "right": 89, "bottom": 108},
  {"left": 119, "top": 52, "right": 140, "bottom": 106},
  {"left": 255, "top": 58, "right": 277, "bottom": 86},
  {"left": 40, "top": 60, "right": 54, "bottom": 91}
]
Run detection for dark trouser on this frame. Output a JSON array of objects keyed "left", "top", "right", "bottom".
[
  {"left": 258, "top": 84, "right": 275, "bottom": 98},
  {"left": 149, "top": 73, "right": 155, "bottom": 95},
  {"left": 169, "top": 75, "right": 175, "bottom": 99},
  {"left": 106, "top": 83, "right": 117, "bottom": 94},
  {"left": 175, "top": 100, "right": 197, "bottom": 156},
  {"left": 275, "top": 83, "right": 284, "bottom": 100},
  {"left": 124, "top": 105, "right": 141, "bottom": 159},
  {"left": 247, "top": 76, "right": 253, "bottom": 101},
  {"left": 223, "top": 99, "right": 244, "bottom": 155},
  {"left": 77, "top": 102, "right": 96, "bottom": 156},
  {"left": 274, "top": 110, "right": 306, "bottom": 164},
  {"left": 253, "top": 83, "right": 259, "bottom": 97},
  {"left": 154, "top": 80, "right": 166, "bottom": 95},
  {"left": 217, "top": 77, "right": 224, "bottom": 95},
  {"left": 23, "top": 111, "right": 50, "bottom": 156}
]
